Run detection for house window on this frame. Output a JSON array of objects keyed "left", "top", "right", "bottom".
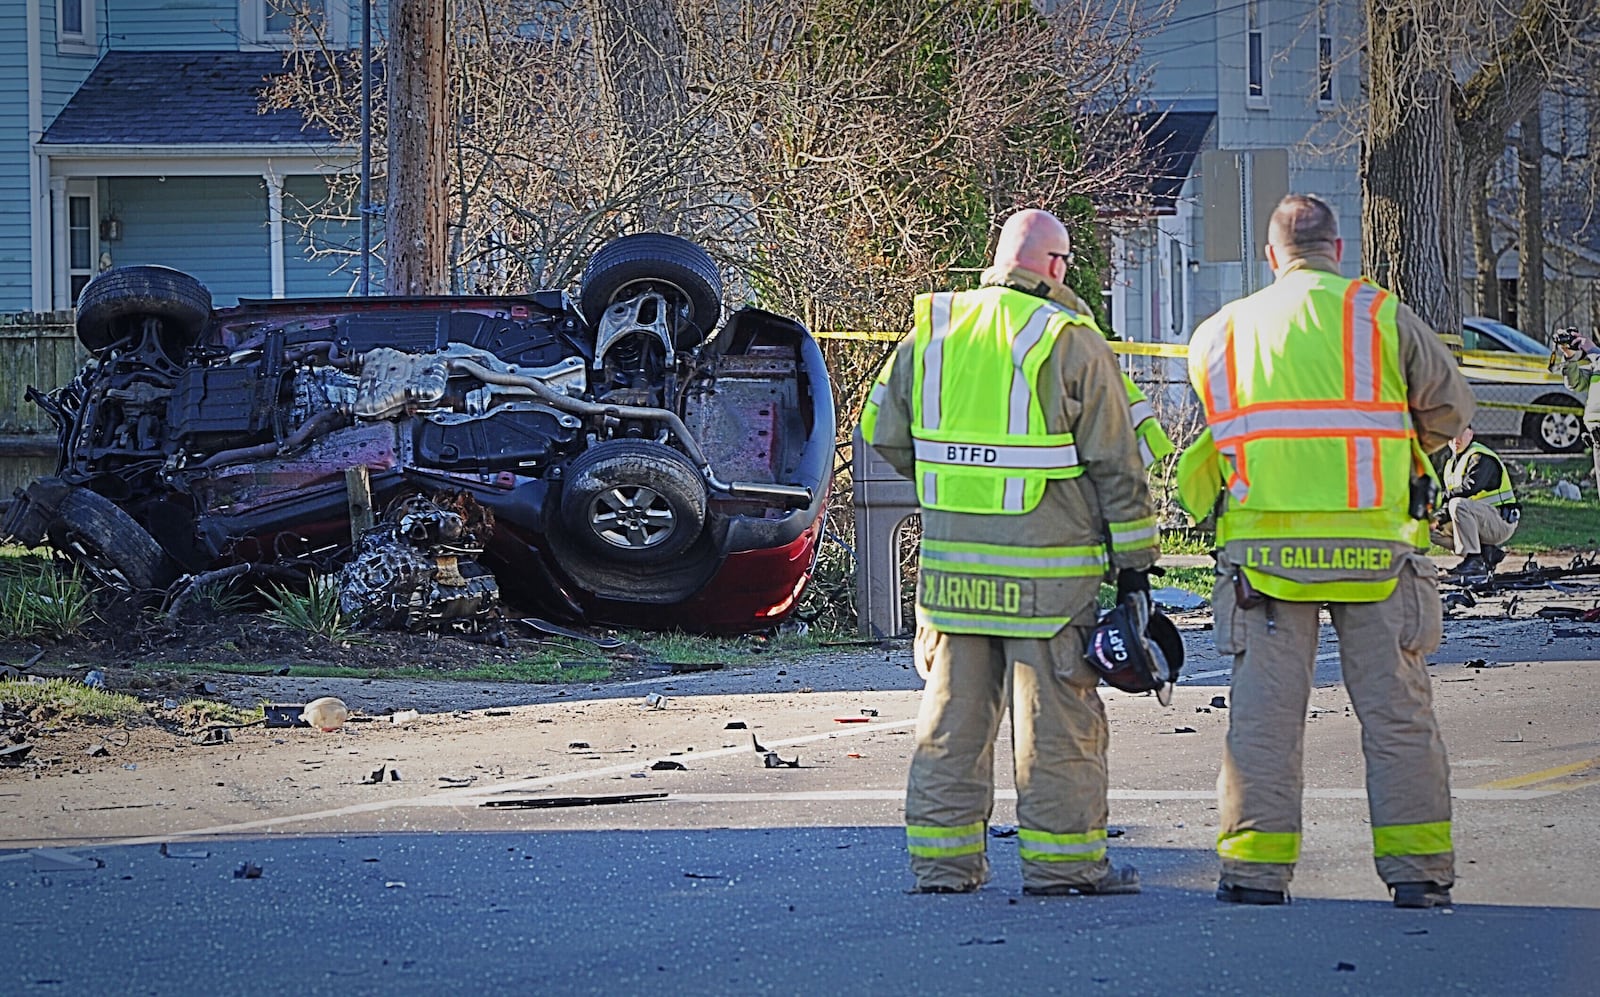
[
  {"left": 67, "top": 194, "right": 95, "bottom": 301},
  {"left": 1246, "top": 1, "right": 1266, "bottom": 105},
  {"left": 249, "top": 1, "right": 330, "bottom": 44},
  {"left": 58, "top": 0, "right": 95, "bottom": 51},
  {"left": 1318, "top": 3, "right": 1335, "bottom": 106}
]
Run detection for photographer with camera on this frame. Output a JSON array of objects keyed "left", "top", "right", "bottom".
[{"left": 1549, "top": 327, "right": 1600, "bottom": 492}]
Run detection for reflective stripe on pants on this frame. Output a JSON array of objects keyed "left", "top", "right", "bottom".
[{"left": 906, "top": 625, "right": 1112, "bottom": 892}]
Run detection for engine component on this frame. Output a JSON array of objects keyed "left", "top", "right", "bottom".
[{"left": 336, "top": 493, "right": 500, "bottom": 631}]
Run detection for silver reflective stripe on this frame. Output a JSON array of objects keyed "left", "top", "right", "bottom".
[
  {"left": 1008, "top": 303, "right": 1061, "bottom": 434},
  {"left": 1205, "top": 318, "right": 1236, "bottom": 413},
  {"left": 922, "top": 470, "right": 938, "bottom": 505},
  {"left": 912, "top": 438, "right": 1080, "bottom": 469},
  {"left": 1351, "top": 436, "right": 1378, "bottom": 507},
  {"left": 868, "top": 381, "right": 887, "bottom": 407},
  {"left": 1139, "top": 435, "right": 1156, "bottom": 468},
  {"left": 1481, "top": 488, "right": 1515, "bottom": 505},
  {"left": 918, "top": 612, "right": 1064, "bottom": 637},
  {"left": 923, "top": 548, "right": 1105, "bottom": 571},
  {"left": 920, "top": 292, "right": 954, "bottom": 431},
  {"left": 1210, "top": 406, "right": 1410, "bottom": 441},
  {"left": 1017, "top": 839, "right": 1106, "bottom": 857},
  {"left": 1111, "top": 522, "right": 1158, "bottom": 547},
  {"left": 1131, "top": 399, "right": 1155, "bottom": 426},
  {"left": 1348, "top": 283, "right": 1384, "bottom": 403},
  {"left": 907, "top": 830, "right": 985, "bottom": 852},
  {"left": 1003, "top": 477, "right": 1026, "bottom": 511}
]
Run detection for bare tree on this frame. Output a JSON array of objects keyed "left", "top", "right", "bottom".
[
  {"left": 1517, "top": 105, "right": 1546, "bottom": 336},
  {"left": 1362, "top": 0, "right": 1585, "bottom": 332},
  {"left": 266, "top": 0, "right": 1166, "bottom": 347}
]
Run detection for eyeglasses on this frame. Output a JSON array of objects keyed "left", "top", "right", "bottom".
[{"left": 1048, "top": 250, "right": 1074, "bottom": 267}]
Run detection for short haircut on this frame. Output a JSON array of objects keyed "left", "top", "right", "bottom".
[{"left": 1267, "top": 194, "right": 1339, "bottom": 253}]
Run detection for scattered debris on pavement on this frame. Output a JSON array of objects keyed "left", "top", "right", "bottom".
[
  {"left": 361, "top": 764, "right": 402, "bottom": 784},
  {"left": 480, "top": 792, "right": 667, "bottom": 810},
  {"left": 303, "top": 697, "right": 352, "bottom": 732},
  {"left": 233, "top": 861, "right": 263, "bottom": 880}
]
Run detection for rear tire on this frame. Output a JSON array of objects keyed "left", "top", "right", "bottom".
[
  {"left": 579, "top": 234, "right": 722, "bottom": 348},
  {"left": 76, "top": 265, "right": 212, "bottom": 354},
  {"left": 1524, "top": 397, "right": 1585, "bottom": 453},
  {"left": 558, "top": 440, "right": 708, "bottom": 564},
  {"left": 47, "top": 488, "right": 176, "bottom": 592}
]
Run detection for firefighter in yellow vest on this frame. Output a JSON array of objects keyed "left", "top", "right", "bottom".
[
  {"left": 860, "top": 208, "right": 1160, "bottom": 895},
  {"left": 1430, "top": 426, "right": 1519, "bottom": 581},
  {"left": 1179, "top": 194, "right": 1473, "bottom": 908}
]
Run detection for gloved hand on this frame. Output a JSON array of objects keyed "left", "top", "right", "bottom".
[{"left": 1115, "top": 567, "right": 1162, "bottom": 605}]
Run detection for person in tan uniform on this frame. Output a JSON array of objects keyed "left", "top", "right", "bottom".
[
  {"left": 860, "top": 209, "right": 1161, "bottom": 895},
  {"left": 1179, "top": 194, "right": 1474, "bottom": 908}
]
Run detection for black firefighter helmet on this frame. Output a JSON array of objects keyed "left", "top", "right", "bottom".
[{"left": 1086, "top": 594, "right": 1185, "bottom": 706}]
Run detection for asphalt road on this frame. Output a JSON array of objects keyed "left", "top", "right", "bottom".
[{"left": 3, "top": 608, "right": 1598, "bottom": 995}]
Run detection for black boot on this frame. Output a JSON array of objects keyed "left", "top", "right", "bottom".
[
  {"left": 1447, "top": 554, "right": 1489, "bottom": 581},
  {"left": 1483, "top": 545, "right": 1505, "bottom": 570},
  {"left": 1392, "top": 881, "right": 1452, "bottom": 908}
]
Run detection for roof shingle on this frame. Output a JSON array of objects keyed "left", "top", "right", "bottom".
[{"left": 42, "top": 50, "right": 337, "bottom": 146}]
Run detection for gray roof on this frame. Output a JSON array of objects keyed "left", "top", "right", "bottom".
[{"left": 41, "top": 50, "right": 337, "bottom": 146}]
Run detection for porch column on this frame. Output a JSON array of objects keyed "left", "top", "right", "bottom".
[
  {"left": 265, "top": 171, "right": 285, "bottom": 298},
  {"left": 49, "top": 176, "right": 68, "bottom": 310}
]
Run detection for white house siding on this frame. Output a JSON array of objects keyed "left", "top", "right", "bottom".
[{"left": 105, "top": 175, "right": 274, "bottom": 304}]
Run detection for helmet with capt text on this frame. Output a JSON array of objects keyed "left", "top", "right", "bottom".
[{"left": 1085, "top": 594, "right": 1184, "bottom": 706}]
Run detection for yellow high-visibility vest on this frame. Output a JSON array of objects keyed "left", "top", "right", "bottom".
[
  {"left": 1187, "top": 270, "right": 1428, "bottom": 601},
  {"left": 1443, "top": 441, "right": 1517, "bottom": 506},
  {"left": 907, "top": 287, "right": 1088, "bottom": 515}
]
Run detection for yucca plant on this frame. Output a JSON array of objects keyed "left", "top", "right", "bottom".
[
  {"left": 263, "top": 574, "right": 349, "bottom": 641},
  {"left": 0, "top": 562, "right": 94, "bottom": 639}
]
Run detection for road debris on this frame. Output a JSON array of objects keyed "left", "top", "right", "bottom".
[
  {"left": 1210, "top": 696, "right": 1228, "bottom": 709},
  {"left": 362, "top": 765, "right": 402, "bottom": 784},
  {"left": 233, "top": 861, "right": 263, "bottom": 880},
  {"left": 390, "top": 709, "right": 421, "bottom": 726},
  {"left": 438, "top": 775, "right": 476, "bottom": 786},
  {"left": 303, "top": 697, "right": 352, "bottom": 732},
  {"left": 84, "top": 744, "right": 109, "bottom": 757},
  {"left": 834, "top": 716, "right": 869, "bottom": 724},
  {"left": 479, "top": 792, "right": 667, "bottom": 810},
  {"left": 989, "top": 825, "right": 1018, "bottom": 838},
  {"left": 82, "top": 670, "right": 105, "bottom": 689},
  {"left": 763, "top": 751, "right": 800, "bottom": 768},
  {"left": 650, "top": 760, "right": 687, "bottom": 771},
  {"left": 263, "top": 703, "right": 309, "bottom": 729},
  {"left": 644, "top": 693, "right": 668, "bottom": 710},
  {"left": 0, "top": 744, "right": 34, "bottom": 766},
  {"left": 29, "top": 849, "right": 103, "bottom": 872},
  {"left": 159, "top": 843, "right": 210, "bottom": 860},
  {"left": 193, "top": 727, "right": 234, "bottom": 746},
  {"left": 724, "top": 721, "right": 748, "bottom": 730},
  {"left": 1152, "top": 587, "right": 1207, "bottom": 612}
]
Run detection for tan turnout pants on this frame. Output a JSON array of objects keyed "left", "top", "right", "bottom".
[
  {"left": 905, "top": 624, "right": 1112, "bottom": 892},
  {"left": 1430, "top": 497, "right": 1517, "bottom": 555},
  {"left": 1213, "top": 553, "right": 1455, "bottom": 892}
]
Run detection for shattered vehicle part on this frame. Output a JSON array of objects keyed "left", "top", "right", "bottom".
[
  {"left": 1, "top": 234, "right": 834, "bottom": 635},
  {"left": 337, "top": 493, "right": 501, "bottom": 631}
]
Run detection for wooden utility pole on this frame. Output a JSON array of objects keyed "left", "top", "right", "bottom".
[
  {"left": 1517, "top": 106, "right": 1546, "bottom": 339},
  {"left": 385, "top": 0, "right": 450, "bottom": 295}
]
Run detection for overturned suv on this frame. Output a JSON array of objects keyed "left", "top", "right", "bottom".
[{"left": 2, "top": 235, "right": 834, "bottom": 634}]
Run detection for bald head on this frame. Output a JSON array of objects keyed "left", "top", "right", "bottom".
[
  {"left": 1266, "top": 194, "right": 1341, "bottom": 266},
  {"left": 992, "top": 208, "right": 1072, "bottom": 276}
]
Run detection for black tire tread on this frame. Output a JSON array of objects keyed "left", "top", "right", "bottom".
[
  {"left": 49, "top": 488, "right": 176, "bottom": 591},
  {"left": 76, "top": 265, "right": 212, "bottom": 353},
  {"left": 579, "top": 234, "right": 722, "bottom": 344}
]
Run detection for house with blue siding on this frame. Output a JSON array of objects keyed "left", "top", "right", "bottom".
[{"left": 3, "top": 0, "right": 368, "bottom": 312}]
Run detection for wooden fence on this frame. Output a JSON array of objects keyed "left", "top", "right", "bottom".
[{"left": 0, "top": 312, "right": 82, "bottom": 497}]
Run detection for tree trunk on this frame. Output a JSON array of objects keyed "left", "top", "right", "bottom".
[
  {"left": 385, "top": 0, "right": 451, "bottom": 295},
  {"left": 590, "top": 0, "right": 692, "bottom": 231},
  {"left": 1469, "top": 173, "right": 1501, "bottom": 319},
  {"left": 1362, "top": 3, "right": 1459, "bottom": 333},
  {"left": 1517, "top": 105, "right": 1546, "bottom": 340}
]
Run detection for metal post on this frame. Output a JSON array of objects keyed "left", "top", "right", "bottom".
[{"left": 359, "top": 0, "right": 373, "bottom": 296}]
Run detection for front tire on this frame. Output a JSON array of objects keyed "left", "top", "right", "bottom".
[
  {"left": 75, "top": 265, "right": 212, "bottom": 354},
  {"left": 46, "top": 488, "right": 177, "bottom": 592}
]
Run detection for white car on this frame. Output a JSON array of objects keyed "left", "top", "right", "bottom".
[{"left": 1461, "top": 317, "right": 1588, "bottom": 453}]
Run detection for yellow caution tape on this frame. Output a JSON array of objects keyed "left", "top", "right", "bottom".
[
  {"left": 815, "top": 330, "right": 906, "bottom": 343},
  {"left": 1460, "top": 350, "right": 1553, "bottom": 371}
]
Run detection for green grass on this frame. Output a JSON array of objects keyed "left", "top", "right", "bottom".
[
  {"left": 1160, "top": 530, "right": 1216, "bottom": 557},
  {"left": 263, "top": 575, "right": 352, "bottom": 641},
  {"left": 0, "top": 677, "right": 146, "bottom": 723},
  {"left": 0, "top": 560, "right": 94, "bottom": 639},
  {"left": 1498, "top": 490, "right": 1599, "bottom": 553}
]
